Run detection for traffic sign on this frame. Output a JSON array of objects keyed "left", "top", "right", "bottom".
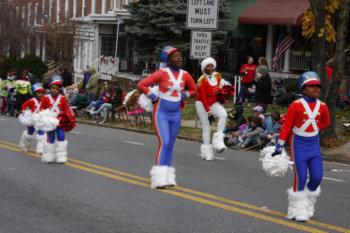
[
  {"left": 190, "top": 30, "right": 212, "bottom": 59},
  {"left": 186, "top": 0, "right": 219, "bottom": 30}
]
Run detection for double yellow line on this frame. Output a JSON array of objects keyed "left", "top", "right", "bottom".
[{"left": 0, "top": 139, "right": 349, "bottom": 233}]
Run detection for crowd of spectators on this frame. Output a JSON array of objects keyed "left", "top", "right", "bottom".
[
  {"left": 224, "top": 104, "right": 282, "bottom": 150},
  {"left": 1, "top": 59, "right": 350, "bottom": 140},
  {"left": 66, "top": 66, "right": 127, "bottom": 124}
]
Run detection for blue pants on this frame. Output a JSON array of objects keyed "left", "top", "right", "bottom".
[
  {"left": 238, "top": 86, "right": 254, "bottom": 103},
  {"left": 153, "top": 99, "right": 181, "bottom": 166},
  {"left": 290, "top": 134, "right": 323, "bottom": 192},
  {"left": 27, "top": 126, "right": 44, "bottom": 136},
  {"left": 47, "top": 127, "right": 65, "bottom": 143}
]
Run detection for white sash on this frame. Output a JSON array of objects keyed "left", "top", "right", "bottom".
[
  {"left": 292, "top": 98, "right": 320, "bottom": 137},
  {"left": 33, "top": 98, "right": 40, "bottom": 113},
  {"left": 48, "top": 94, "right": 61, "bottom": 112},
  {"left": 158, "top": 68, "right": 184, "bottom": 101}
]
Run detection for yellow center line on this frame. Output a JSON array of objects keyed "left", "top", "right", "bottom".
[
  {"left": 0, "top": 143, "right": 324, "bottom": 233},
  {"left": 0, "top": 139, "right": 349, "bottom": 233},
  {"left": 64, "top": 161, "right": 327, "bottom": 233},
  {"left": 63, "top": 157, "right": 350, "bottom": 232}
]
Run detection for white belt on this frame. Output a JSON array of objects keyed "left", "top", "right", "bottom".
[
  {"left": 158, "top": 92, "right": 181, "bottom": 102},
  {"left": 293, "top": 127, "right": 319, "bottom": 137}
]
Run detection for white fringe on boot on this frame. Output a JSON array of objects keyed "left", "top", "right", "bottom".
[
  {"left": 200, "top": 144, "right": 214, "bottom": 161},
  {"left": 56, "top": 140, "right": 68, "bottom": 164},
  {"left": 42, "top": 143, "right": 56, "bottom": 163},
  {"left": 287, "top": 188, "right": 310, "bottom": 222},
  {"left": 150, "top": 165, "right": 168, "bottom": 189},
  {"left": 19, "top": 130, "right": 35, "bottom": 152},
  {"left": 212, "top": 132, "right": 226, "bottom": 153},
  {"left": 306, "top": 187, "right": 321, "bottom": 219},
  {"left": 167, "top": 167, "right": 176, "bottom": 186},
  {"left": 36, "top": 134, "right": 46, "bottom": 154}
]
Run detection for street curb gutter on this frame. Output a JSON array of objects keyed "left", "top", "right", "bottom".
[{"left": 76, "top": 119, "right": 202, "bottom": 142}]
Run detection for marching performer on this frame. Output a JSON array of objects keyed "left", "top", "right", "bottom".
[
  {"left": 19, "top": 83, "right": 46, "bottom": 154},
  {"left": 272, "top": 71, "right": 330, "bottom": 221},
  {"left": 195, "top": 57, "right": 233, "bottom": 160},
  {"left": 40, "top": 75, "right": 75, "bottom": 163},
  {"left": 137, "top": 46, "right": 197, "bottom": 189}
]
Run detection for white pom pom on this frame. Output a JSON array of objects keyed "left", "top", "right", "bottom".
[
  {"left": 138, "top": 94, "right": 153, "bottom": 112},
  {"left": 259, "top": 146, "right": 292, "bottom": 177},
  {"left": 32, "top": 110, "right": 59, "bottom": 132},
  {"left": 18, "top": 110, "right": 34, "bottom": 126},
  {"left": 138, "top": 86, "right": 159, "bottom": 112}
]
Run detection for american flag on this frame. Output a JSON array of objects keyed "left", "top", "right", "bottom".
[{"left": 272, "top": 32, "right": 295, "bottom": 71}]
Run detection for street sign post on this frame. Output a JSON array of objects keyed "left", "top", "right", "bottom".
[
  {"left": 190, "top": 30, "right": 212, "bottom": 59},
  {"left": 186, "top": 0, "right": 219, "bottom": 30}
]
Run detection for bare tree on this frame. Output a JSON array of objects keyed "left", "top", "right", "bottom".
[
  {"left": 0, "top": 1, "right": 31, "bottom": 59},
  {"left": 46, "top": 24, "right": 74, "bottom": 62}
]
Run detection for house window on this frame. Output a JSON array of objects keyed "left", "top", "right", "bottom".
[
  {"left": 100, "top": 35, "right": 127, "bottom": 58},
  {"left": 100, "top": 35, "right": 116, "bottom": 57}
]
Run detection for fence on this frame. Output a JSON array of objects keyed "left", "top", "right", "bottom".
[
  {"left": 233, "top": 75, "right": 241, "bottom": 104},
  {"left": 289, "top": 51, "right": 312, "bottom": 71}
]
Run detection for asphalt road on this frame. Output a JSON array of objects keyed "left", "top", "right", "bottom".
[{"left": 0, "top": 115, "right": 349, "bottom": 233}]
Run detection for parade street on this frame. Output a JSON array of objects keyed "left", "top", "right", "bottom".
[{"left": 0, "top": 116, "right": 349, "bottom": 233}]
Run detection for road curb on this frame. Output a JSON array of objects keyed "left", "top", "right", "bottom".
[{"left": 76, "top": 119, "right": 202, "bottom": 142}]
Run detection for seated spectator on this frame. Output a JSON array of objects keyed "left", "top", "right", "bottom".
[
  {"left": 225, "top": 116, "right": 252, "bottom": 147},
  {"left": 260, "top": 111, "right": 281, "bottom": 146},
  {"left": 239, "top": 116, "right": 264, "bottom": 149},
  {"left": 87, "top": 86, "right": 114, "bottom": 115},
  {"left": 225, "top": 103, "right": 246, "bottom": 133},
  {"left": 253, "top": 105, "right": 265, "bottom": 123},
  {"left": 93, "top": 86, "right": 123, "bottom": 124}
]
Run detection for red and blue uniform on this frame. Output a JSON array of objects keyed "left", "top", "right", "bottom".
[
  {"left": 278, "top": 96, "right": 330, "bottom": 192},
  {"left": 138, "top": 67, "right": 197, "bottom": 166},
  {"left": 22, "top": 97, "right": 45, "bottom": 136},
  {"left": 40, "top": 94, "right": 71, "bottom": 143}
]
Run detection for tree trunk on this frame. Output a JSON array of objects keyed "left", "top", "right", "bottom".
[
  {"left": 309, "top": 0, "right": 328, "bottom": 100},
  {"left": 323, "top": 0, "right": 350, "bottom": 137}
]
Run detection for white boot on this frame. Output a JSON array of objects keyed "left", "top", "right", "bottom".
[
  {"left": 306, "top": 187, "right": 321, "bottom": 219},
  {"left": 36, "top": 134, "right": 46, "bottom": 154},
  {"left": 150, "top": 165, "right": 168, "bottom": 189},
  {"left": 56, "top": 140, "right": 68, "bottom": 164},
  {"left": 19, "top": 131, "right": 35, "bottom": 152},
  {"left": 212, "top": 132, "right": 226, "bottom": 153},
  {"left": 41, "top": 143, "right": 56, "bottom": 163},
  {"left": 167, "top": 167, "right": 176, "bottom": 187},
  {"left": 287, "top": 188, "right": 310, "bottom": 222},
  {"left": 200, "top": 144, "right": 214, "bottom": 161}
]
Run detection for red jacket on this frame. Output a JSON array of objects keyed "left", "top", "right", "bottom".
[
  {"left": 278, "top": 98, "right": 330, "bottom": 145},
  {"left": 137, "top": 68, "right": 197, "bottom": 102},
  {"left": 21, "top": 97, "right": 41, "bottom": 113},
  {"left": 196, "top": 73, "right": 222, "bottom": 112},
  {"left": 239, "top": 63, "right": 257, "bottom": 84},
  {"left": 40, "top": 94, "right": 70, "bottom": 114}
]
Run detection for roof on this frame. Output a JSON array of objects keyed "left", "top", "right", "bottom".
[
  {"left": 238, "top": 0, "right": 310, "bottom": 26},
  {"left": 224, "top": 0, "right": 267, "bottom": 37}
]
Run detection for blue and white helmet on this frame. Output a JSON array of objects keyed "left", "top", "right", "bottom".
[
  {"left": 32, "top": 83, "right": 45, "bottom": 93},
  {"left": 49, "top": 75, "right": 63, "bottom": 87},
  {"left": 160, "top": 46, "right": 179, "bottom": 63},
  {"left": 298, "top": 71, "right": 321, "bottom": 92}
]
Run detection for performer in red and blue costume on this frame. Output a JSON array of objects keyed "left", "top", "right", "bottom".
[
  {"left": 19, "top": 83, "right": 46, "bottom": 154},
  {"left": 40, "top": 75, "right": 75, "bottom": 164},
  {"left": 137, "top": 46, "right": 197, "bottom": 189},
  {"left": 273, "top": 71, "right": 330, "bottom": 221}
]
